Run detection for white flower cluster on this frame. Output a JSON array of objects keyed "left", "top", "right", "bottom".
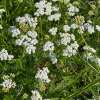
[
  {"left": 96, "top": 25, "right": 100, "bottom": 32},
  {"left": 60, "top": 32, "right": 75, "bottom": 46},
  {"left": 34, "top": 0, "right": 61, "bottom": 21},
  {"left": 16, "top": 14, "right": 38, "bottom": 29},
  {"left": 67, "top": 4, "right": 79, "bottom": 16},
  {"left": 35, "top": 67, "right": 50, "bottom": 83},
  {"left": 63, "top": 25, "right": 71, "bottom": 32},
  {"left": 48, "top": 27, "right": 57, "bottom": 36},
  {"left": 84, "top": 52, "right": 100, "bottom": 66},
  {"left": 0, "top": 49, "right": 14, "bottom": 61},
  {"left": 70, "top": 23, "right": 78, "bottom": 29},
  {"left": 52, "top": 0, "right": 58, "bottom": 2},
  {"left": 0, "top": 8, "right": 5, "bottom": 18},
  {"left": 43, "top": 41, "right": 54, "bottom": 52},
  {"left": 0, "top": 24, "right": 3, "bottom": 29},
  {"left": 71, "top": 19, "right": 100, "bottom": 34},
  {"left": 59, "top": 32, "right": 79, "bottom": 57},
  {"left": 83, "top": 45, "right": 96, "bottom": 53},
  {"left": 0, "top": 8, "right": 5, "bottom": 29},
  {"left": 83, "top": 45, "right": 100, "bottom": 66},
  {"left": 49, "top": 52, "right": 58, "bottom": 64},
  {"left": 83, "top": 21, "right": 95, "bottom": 34},
  {"left": 16, "top": 31, "right": 38, "bottom": 54},
  {"left": 1, "top": 79, "right": 16, "bottom": 89},
  {"left": 63, "top": 41, "right": 79, "bottom": 57},
  {"left": 64, "top": 23, "right": 84, "bottom": 34},
  {"left": 10, "top": 14, "right": 38, "bottom": 54},
  {"left": 72, "top": 20, "right": 100, "bottom": 34},
  {"left": 0, "top": 74, "right": 16, "bottom": 92},
  {"left": 31, "top": 90, "right": 42, "bottom": 100},
  {"left": 9, "top": 26, "right": 21, "bottom": 37},
  {"left": 35, "top": 0, "right": 52, "bottom": 16},
  {"left": 48, "top": 13, "right": 61, "bottom": 21},
  {"left": 65, "top": 20, "right": 99, "bottom": 34},
  {"left": 95, "top": 58, "right": 100, "bottom": 66}
]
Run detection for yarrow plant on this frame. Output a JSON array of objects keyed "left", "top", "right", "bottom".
[
  {"left": 0, "top": 0, "right": 100, "bottom": 99},
  {"left": 9, "top": 14, "right": 38, "bottom": 54}
]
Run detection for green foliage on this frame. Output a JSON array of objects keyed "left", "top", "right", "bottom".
[{"left": 0, "top": 0, "right": 100, "bottom": 100}]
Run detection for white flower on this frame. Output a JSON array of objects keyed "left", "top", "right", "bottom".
[
  {"left": 49, "top": 27, "right": 57, "bottom": 35},
  {"left": 0, "top": 49, "right": 14, "bottom": 61},
  {"left": 83, "top": 45, "right": 96, "bottom": 53},
  {"left": 52, "top": 0, "right": 58, "bottom": 2},
  {"left": 95, "top": 58, "right": 100, "bottom": 66},
  {"left": 44, "top": 99, "right": 50, "bottom": 100},
  {"left": 16, "top": 39, "right": 23, "bottom": 46},
  {"left": 60, "top": 33, "right": 75, "bottom": 46},
  {"left": 70, "top": 23, "right": 78, "bottom": 29},
  {"left": 16, "top": 16, "right": 26, "bottom": 23},
  {"left": 27, "top": 31, "right": 37, "bottom": 38},
  {"left": 26, "top": 45, "right": 36, "bottom": 54},
  {"left": 16, "top": 33, "right": 38, "bottom": 54},
  {"left": 0, "top": 75, "right": 16, "bottom": 92},
  {"left": 67, "top": 4, "right": 79, "bottom": 16},
  {"left": 30, "top": 38, "right": 38, "bottom": 45},
  {"left": 71, "top": 41, "right": 79, "bottom": 49},
  {"left": 49, "top": 52, "right": 57, "bottom": 64},
  {"left": 34, "top": 0, "right": 52, "bottom": 16},
  {"left": 87, "top": 25, "right": 95, "bottom": 34},
  {"left": 52, "top": 6, "right": 59, "bottom": 12},
  {"left": 63, "top": 41, "right": 79, "bottom": 57},
  {"left": 25, "top": 14, "right": 38, "bottom": 28},
  {"left": 48, "top": 13, "right": 61, "bottom": 21},
  {"left": 78, "top": 25, "right": 85, "bottom": 34},
  {"left": 34, "top": 0, "right": 59, "bottom": 17},
  {"left": 12, "top": 14, "right": 38, "bottom": 55},
  {"left": 15, "top": 33, "right": 38, "bottom": 54},
  {"left": 84, "top": 52, "right": 94, "bottom": 61},
  {"left": 9, "top": 26, "right": 20, "bottom": 37},
  {"left": 0, "top": 9, "right": 5, "bottom": 18},
  {"left": 45, "top": 2, "right": 52, "bottom": 15},
  {"left": 63, "top": 25, "right": 70, "bottom": 32},
  {"left": 84, "top": 23, "right": 95, "bottom": 34},
  {"left": 61, "top": 37, "right": 71, "bottom": 46},
  {"left": 16, "top": 14, "right": 38, "bottom": 29},
  {"left": 1, "top": 79, "right": 16, "bottom": 89},
  {"left": 70, "top": 34, "right": 75, "bottom": 41},
  {"left": 7, "top": 55, "right": 14, "bottom": 61},
  {"left": 0, "top": 9, "right": 5, "bottom": 14},
  {"left": 3, "top": 75, "right": 10, "bottom": 80},
  {"left": 43, "top": 41, "right": 54, "bottom": 51},
  {"left": 84, "top": 52, "right": 100, "bottom": 66},
  {"left": 31, "top": 90, "right": 42, "bottom": 100},
  {"left": 96, "top": 25, "right": 100, "bottom": 32},
  {"left": 35, "top": 67, "right": 50, "bottom": 83},
  {"left": 0, "top": 24, "right": 3, "bottom": 29},
  {"left": 63, "top": 46, "right": 72, "bottom": 57}
]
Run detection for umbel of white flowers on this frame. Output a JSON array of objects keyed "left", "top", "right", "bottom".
[
  {"left": 0, "top": 49, "right": 14, "bottom": 61},
  {"left": 34, "top": 0, "right": 61, "bottom": 21},
  {"left": 0, "top": 74, "right": 16, "bottom": 92},
  {"left": 35, "top": 67, "right": 51, "bottom": 83},
  {"left": 9, "top": 14, "right": 38, "bottom": 54},
  {"left": 31, "top": 90, "right": 42, "bottom": 100},
  {"left": 83, "top": 45, "right": 100, "bottom": 66}
]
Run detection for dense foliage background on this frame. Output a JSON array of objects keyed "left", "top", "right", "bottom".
[{"left": 0, "top": 0, "right": 100, "bottom": 100}]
